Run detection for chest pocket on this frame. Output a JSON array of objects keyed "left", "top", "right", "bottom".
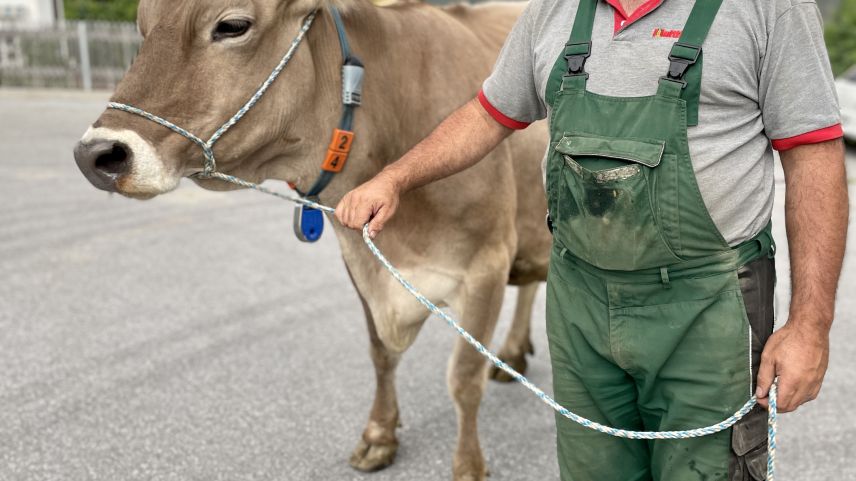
[{"left": 551, "top": 133, "right": 681, "bottom": 270}]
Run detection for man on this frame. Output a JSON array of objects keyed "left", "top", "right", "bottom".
[{"left": 336, "top": 0, "right": 849, "bottom": 479}]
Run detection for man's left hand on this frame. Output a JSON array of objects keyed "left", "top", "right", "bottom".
[{"left": 755, "top": 318, "right": 830, "bottom": 413}]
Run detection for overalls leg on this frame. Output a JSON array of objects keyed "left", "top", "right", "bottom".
[{"left": 547, "top": 250, "right": 651, "bottom": 481}]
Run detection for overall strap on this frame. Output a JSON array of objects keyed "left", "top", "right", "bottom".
[
  {"left": 678, "top": 0, "right": 724, "bottom": 46},
  {"left": 568, "top": 0, "right": 597, "bottom": 48},
  {"left": 657, "top": 0, "right": 724, "bottom": 126},
  {"left": 546, "top": 0, "right": 597, "bottom": 105}
]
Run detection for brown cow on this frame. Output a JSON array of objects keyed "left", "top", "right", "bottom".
[{"left": 73, "top": 1, "right": 551, "bottom": 479}]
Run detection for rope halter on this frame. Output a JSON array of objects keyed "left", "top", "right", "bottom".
[{"left": 107, "top": 11, "right": 318, "bottom": 178}]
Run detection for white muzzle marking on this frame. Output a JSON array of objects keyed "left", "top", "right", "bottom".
[{"left": 82, "top": 126, "right": 181, "bottom": 196}]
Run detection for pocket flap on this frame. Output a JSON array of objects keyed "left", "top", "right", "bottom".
[{"left": 555, "top": 134, "right": 665, "bottom": 168}]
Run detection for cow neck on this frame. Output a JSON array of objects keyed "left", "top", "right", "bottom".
[
  {"left": 290, "top": 6, "right": 364, "bottom": 201},
  {"left": 274, "top": 4, "right": 407, "bottom": 204},
  {"left": 272, "top": 3, "right": 475, "bottom": 205}
]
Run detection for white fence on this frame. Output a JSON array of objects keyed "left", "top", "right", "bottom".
[{"left": 0, "top": 20, "right": 140, "bottom": 90}]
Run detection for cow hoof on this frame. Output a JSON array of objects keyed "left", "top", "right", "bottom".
[
  {"left": 489, "top": 341, "right": 534, "bottom": 383},
  {"left": 489, "top": 351, "right": 529, "bottom": 383},
  {"left": 349, "top": 439, "right": 398, "bottom": 472},
  {"left": 453, "top": 467, "right": 489, "bottom": 481}
]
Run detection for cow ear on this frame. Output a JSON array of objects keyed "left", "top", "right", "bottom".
[{"left": 137, "top": 0, "right": 153, "bottom": 38}]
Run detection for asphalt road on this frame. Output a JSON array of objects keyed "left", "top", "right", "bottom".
[{"left": 1, "top": 88, "right": 855, "bottom": 481}]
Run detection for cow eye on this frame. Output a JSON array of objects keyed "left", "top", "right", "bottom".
[{"left": 213, "top": 19, "right": 252, "bottom": 41}]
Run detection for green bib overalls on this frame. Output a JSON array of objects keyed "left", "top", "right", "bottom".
[{"left": 543, "top": 1, "right": 775, "bottom": 479}]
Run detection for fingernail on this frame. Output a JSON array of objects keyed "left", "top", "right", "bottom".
[
  {"left": 369, "top": 230, "right": 377, "bottom": 239},
  {"left": 755, "top": 386, "right": 764, "bottom": 398}
]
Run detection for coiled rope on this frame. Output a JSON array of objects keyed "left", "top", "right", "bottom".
[{"left": 107, "top": 10, "right": 778, "bottom": 479}]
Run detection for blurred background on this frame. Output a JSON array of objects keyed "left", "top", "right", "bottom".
[
  {"left": 0, "top": 0, "right": 854, "bottom": 143},
  {"left": 0, "top": 0, "right": 137, "bottom": 91},
  {"left": 1, "top": 1, "right": 854, "bottom": 481},
  {"left": 0, "top": 0, "right": 855, "bottom": 91}
]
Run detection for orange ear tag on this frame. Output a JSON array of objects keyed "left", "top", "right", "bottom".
[{"left": 322, "top": 129, "right": 355, "bottom": 173}]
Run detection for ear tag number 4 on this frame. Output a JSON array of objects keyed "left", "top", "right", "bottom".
[{"left": 294, "top": 203, "right": 324, "bottom": 243}]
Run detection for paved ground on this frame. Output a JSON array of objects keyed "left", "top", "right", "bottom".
[{"left": 0, "top": 88, "right": 854, "bottom": 481}]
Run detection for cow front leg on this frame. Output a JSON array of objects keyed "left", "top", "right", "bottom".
[
  {"left": 349, "top": 295, "right": 406, "bottom": 472},
  {"left": 490, "top": 281, "right": 538, "bottom": 383},
  {"left": 448, "top": 272, "right": 507, "bottom": 481}
]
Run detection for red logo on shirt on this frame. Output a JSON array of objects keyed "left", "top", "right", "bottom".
[{"left": 652, "top": 28, "right": 682, "bottom": 38}]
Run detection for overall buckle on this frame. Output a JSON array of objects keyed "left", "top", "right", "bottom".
[
  {"left": 661, "top": 42, "right": 701, "bottom": 88},
  {"left": 564, "top": 41, "right": 592, "bottom": 77}
]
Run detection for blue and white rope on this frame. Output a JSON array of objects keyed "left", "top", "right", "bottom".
[
  {"left": 768, "top": 381, "right": 778, "bottom": 477},
  {"left": 107, "top": 9, "right": 778, "bottom": 480}
]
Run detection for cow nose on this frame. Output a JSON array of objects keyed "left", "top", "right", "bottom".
[{"left": 74, "top": 139, "right": 132, "bottom": 191}]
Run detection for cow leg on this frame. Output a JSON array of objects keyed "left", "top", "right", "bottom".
[
  {"left": 489, "top": 282, "right": 538, "bottom": 383},
  {"left": 447, "top": 268, "right": 508, "bottom": 481},
  {"left": 349, "top": 290, "right": 407, "bottom": 472}
]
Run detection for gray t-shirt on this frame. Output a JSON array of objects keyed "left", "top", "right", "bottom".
[{"left": 482, "top": 0, "right": 842, "bottom": 245}]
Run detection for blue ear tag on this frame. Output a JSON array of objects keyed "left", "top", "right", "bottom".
[{"left": 293, "top": 204, "right": 324, "bottom": 243}]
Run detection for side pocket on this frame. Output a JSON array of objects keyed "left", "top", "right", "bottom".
[
  {"left": 738, "top": 256, "right": 776, "bottom": 388},
  {"left": 744, "top": 443, "right": 769, "bottom": 480},
  {"left": 729, "top": 405, "right": 769, "bottom": 480},
  {"left": 730, "top": 257, "right": 776, "bottom": 481}
]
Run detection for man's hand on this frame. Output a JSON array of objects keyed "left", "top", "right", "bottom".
[
  {"left": 333, "top": 97, "right": 513, "bottom": 238},
  {"left": 755, "top": 138, "right": 848, "bottom": 413},
  {"left": 755, "top": 320, "right": 830, "bottom": 412},
  {"left": 335, "top": 172, "right": 400, "bottom": 239}
]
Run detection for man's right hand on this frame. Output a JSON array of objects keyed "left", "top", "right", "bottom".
[
  {"left": 335, "top": 172, "right": 401, "bottom": 239},
  {"left": 333, "top": 97, "right": 513, "bottom": 240}
]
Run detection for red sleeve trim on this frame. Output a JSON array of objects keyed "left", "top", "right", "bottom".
[
  {"left": 477, "top": 90, "right": 531, "bottom": 130},
  {"left": 771, "top": 124, "right": 844, "bottom": 151}
]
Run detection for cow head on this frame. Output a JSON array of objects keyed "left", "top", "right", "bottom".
[{"left": 74, "top": 0, "right": 344, "bottom": 199}]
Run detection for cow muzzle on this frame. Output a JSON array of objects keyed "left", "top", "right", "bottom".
[{"left": 74, "top": 127, "right": 180, "bottom": 198}]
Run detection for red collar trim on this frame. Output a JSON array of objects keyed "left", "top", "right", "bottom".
[{"left": 604, "top": 0, "right": 665, "bottom": 34}]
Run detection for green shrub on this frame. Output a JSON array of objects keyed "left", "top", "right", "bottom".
[
  {"left": 64, "top": 0, "right": 138, "bottom": 22},
  {"left": 826, "top": 0, "right": 856, "bottom": 77}
]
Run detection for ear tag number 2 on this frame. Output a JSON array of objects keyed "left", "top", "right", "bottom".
[{"left": 294, "top": 204, "right": 324, "bottom": 243}]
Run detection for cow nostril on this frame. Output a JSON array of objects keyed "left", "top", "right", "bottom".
[
  {"left": 94, "top": 144, "right": 130, "bottom": 175},
  {"left": 74, "top": 137, "right": 136, "bottom": 193}
]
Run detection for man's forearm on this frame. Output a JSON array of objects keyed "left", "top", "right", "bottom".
[
  {"left": 379, "top": 98, "right": 513, "bottom": 193},
  {"left": 334, "top": 97, "right": 514, "bottom": 234},
  {"left": 752, "top": 139, "right": 846, "bottom": 411},
  {"left": 780, "top": 139, "right": 849, "bottom": 330}
]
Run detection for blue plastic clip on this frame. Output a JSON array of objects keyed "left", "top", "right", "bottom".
[{"left": 294, "top": 203, "right": 324, "bottom": 243}]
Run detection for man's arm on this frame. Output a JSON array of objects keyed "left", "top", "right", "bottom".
[
  {"left": 756, "top": 139, "right": 849, "bottom": 412},
  {"left": 335, "top": 98, "right": 513, "bottom": 237}
]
